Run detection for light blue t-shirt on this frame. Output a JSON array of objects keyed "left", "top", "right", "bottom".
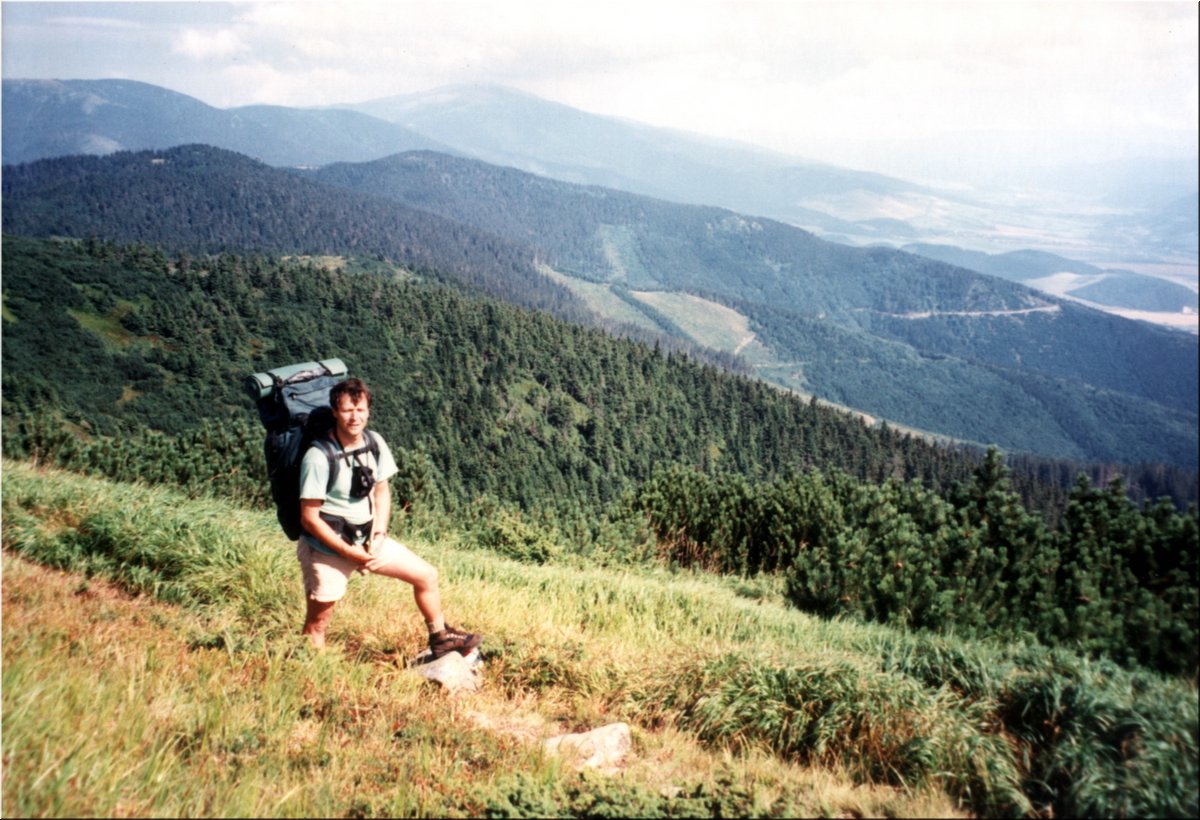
[{"left": 298, "top": 431, "right": 398, "bottom": 555}]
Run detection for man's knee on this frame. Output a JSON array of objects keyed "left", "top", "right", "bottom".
[{"left": 413, "top": 564, "right": 439, "bottom": 591}]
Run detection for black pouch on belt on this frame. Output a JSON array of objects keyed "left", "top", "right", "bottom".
[{"left": 319, "top": 512, "right": 374, "bottom": 545}]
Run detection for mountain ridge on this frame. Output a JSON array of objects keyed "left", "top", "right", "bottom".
[
  {"left": 9, "top": 77, "right": 1194, "bottom": 273},
  {"left": 338, "top": 83, "right": 959, "bottom": 235},
  {"left": 336, "top": 83, "right": 1199, "bottom": 264},
  {"left": 308, "top": 151, "right": 1198, "bottom": 416},
  {"left": 4, "top": 144, "right": 1195, "bottom": 467},
  {"left": 0, "top": 143, "right": 588, "bottom": 322},
  {"left": 1, "top": 77, "right": 453, "bottom": 167}
]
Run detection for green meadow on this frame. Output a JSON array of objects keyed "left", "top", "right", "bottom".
[{"left": 3, "top": 460, "right": 1196, "bottom": 818}]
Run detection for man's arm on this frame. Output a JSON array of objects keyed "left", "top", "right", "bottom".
[
  {"left": 300, "top": 499, "right": 372, "bottom": 565},
  {"left": 370, "top": 479, "right": 391, "bottom": 550}
]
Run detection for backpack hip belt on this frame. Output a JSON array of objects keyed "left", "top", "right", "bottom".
[{"left": 318, "top": 512, "right": 374, "bottom": 546}]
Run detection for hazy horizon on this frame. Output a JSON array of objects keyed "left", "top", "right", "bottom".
[{"left": 3, "top": 1, "right": 1196, "bottom": 186}]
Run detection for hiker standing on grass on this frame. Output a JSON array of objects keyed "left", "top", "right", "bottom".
[{"left": 296, "top": 377, "right": 482, "bottom": 658}]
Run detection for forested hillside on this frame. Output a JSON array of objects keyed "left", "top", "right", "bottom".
[
  {"left": 313, "top": 152, "right": 1035, "bottom": 316},
  {"left": 3, "top": 236, "right": 1196, "bottom": 676},
  {"left": 0, "top": 235, "right": 980, "bottom": 512},
  {"left": 3, "top": 145, "right": 1196, "bottom": 467},
  {"left": 311, "top": 152, "right": 1200, "bottom": 466},
  {"left": 0, "top": 145, "right": 588, "bottom": 323}
]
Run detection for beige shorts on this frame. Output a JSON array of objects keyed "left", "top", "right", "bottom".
[{"left": 296, "top": 536, "right": 425, "bottom": 603}]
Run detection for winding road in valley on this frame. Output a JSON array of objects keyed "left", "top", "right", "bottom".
[{"left": 872, "top": 304, "right": 1062, "bottom": 320}]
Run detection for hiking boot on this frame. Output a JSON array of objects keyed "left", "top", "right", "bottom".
[{"left": 428, "top": 624, "right": 483, "bottom": 659}]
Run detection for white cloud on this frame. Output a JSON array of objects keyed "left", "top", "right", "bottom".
[
  {"left": 218, "top": 61, "right": 366, "bottom": 107},
  {"left": 153, "top": 1, "right": 1194, "bottom": 143},
  {"left": 172, "top": 28, "right": 250, "bottom": 61}
]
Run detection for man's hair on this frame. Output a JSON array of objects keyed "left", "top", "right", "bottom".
[{"left": 330, "top": 377, "right": 373, "bottom": 410}]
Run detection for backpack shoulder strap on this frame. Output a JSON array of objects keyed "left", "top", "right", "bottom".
[
  {"left": 311, "top": 432, "right": 379, "bottom": 493},
  {"left": 308, "top": 436, "right": 341, "bottom": 492},
  {"left": 364, "top": 429, "right": 380, "bottom": 459}
]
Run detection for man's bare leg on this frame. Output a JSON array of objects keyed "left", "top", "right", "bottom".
[
  {"left": 367, "top": 540, "right": 444, "bottom": 627},
  {"left": 303, "top": 598, "right": 337, "bottom": 649},
  {"left": 365, "top": 540, "right": 481, "bottom": 657}
]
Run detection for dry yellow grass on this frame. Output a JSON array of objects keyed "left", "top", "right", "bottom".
[{"left": 2, "top": 547, "right": 966, "bottom": 818}]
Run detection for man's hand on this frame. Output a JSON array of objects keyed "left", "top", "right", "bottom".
[{"left": 301, "top": 499, "right": 373, "bottom": 566}]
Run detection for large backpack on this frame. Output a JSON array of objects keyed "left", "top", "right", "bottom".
[{"left": 245, "top": 358, "right": 379, "bottom": 540}]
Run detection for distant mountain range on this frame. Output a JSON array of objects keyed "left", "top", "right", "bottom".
[
  {"left": 4, "top": 144, "right": 1196, "bottom": 468},
  {"left": 0, "top": 78, "right": 453, "bottom": 167},
  {"left": 4, "top": 78, "right": 1197, "bottom": 274},
  {"left": 340, "top": 84, "right": 932, "bottom": 237},
  {"left": 0, "top": 143, "right": 586, "bottom": 322}
]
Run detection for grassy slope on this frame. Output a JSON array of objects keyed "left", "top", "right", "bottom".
[
  {"left": 0, "top": 462, "right": 957, "bottom": 818},
  {"left": 3, "top": 461, "right": 1197, "bottom": 818}
]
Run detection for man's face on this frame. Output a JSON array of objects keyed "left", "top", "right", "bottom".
[{"left": 333, "top": 394, "right": 370, "bottom": 440}]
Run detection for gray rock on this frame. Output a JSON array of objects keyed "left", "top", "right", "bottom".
[
  {"left": 409, "top": 649, "right": 482, "bottom": 695},
  {"left": 543, "top": 722, "right": 632, "bottom": 771}
]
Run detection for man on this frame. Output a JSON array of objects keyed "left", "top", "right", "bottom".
[{"left": 296, "top": 376, "right": 482, "bottom": 658}]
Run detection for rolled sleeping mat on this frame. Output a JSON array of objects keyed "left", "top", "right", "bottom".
[{"left": 244, "top": 358, "right": 348, "bottom": 400}]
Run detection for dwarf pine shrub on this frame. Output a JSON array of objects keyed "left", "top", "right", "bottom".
[{"left": 471, "top": 505, "right": 562, "bottom": 564}]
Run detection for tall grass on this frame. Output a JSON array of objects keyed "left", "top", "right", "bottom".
[
  {"left": 628, "top": 653, "right": 1029, "bottom": 815},
  {"left": 4, "top": 460, "right": 1196, "bottom": 817},
  {"left": 862, "top": 632, "right": 1199, "bottom": 817},
  {"left": 1, "top": 555, "right": 523, "bottom": 817},
  {"left": 1, "top": 464, "right": 293, "bottom": 626}
]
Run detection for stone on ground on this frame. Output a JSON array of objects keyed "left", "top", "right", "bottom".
[
  {"left": 409, "top": 648, "right": 482, "bottom": 695},
  {"left": 543, "top": 722, "right": 632, "bottom": 771}
]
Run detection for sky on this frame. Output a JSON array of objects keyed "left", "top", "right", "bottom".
[{"left": 2, "top": 1, "right": 1197, "bottom": 179}]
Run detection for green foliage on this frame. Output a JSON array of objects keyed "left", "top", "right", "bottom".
[
  {"left": 868, "top": 633, "right": 1200, "bottom": 819},
  {"left": 639, "top": 653, "right": 1029, "bottom": 817},
  {"left": 637, "top": 450, "right": 1198, "bottom": 676},
  {"left": 468, "top": 502, "right": 562, "bottom": 564},
  {"left": 482, "top": 770, "right": 803, "bottom": 818},
  {"left": 2, "top": 234, "right": 996, "bottom": 533},
  {"left": 1053, "top": 475, "right": 1200, "bottom": 671},
  {"left": 2, "top": 410, "right": 268, "bottom": 508}
]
